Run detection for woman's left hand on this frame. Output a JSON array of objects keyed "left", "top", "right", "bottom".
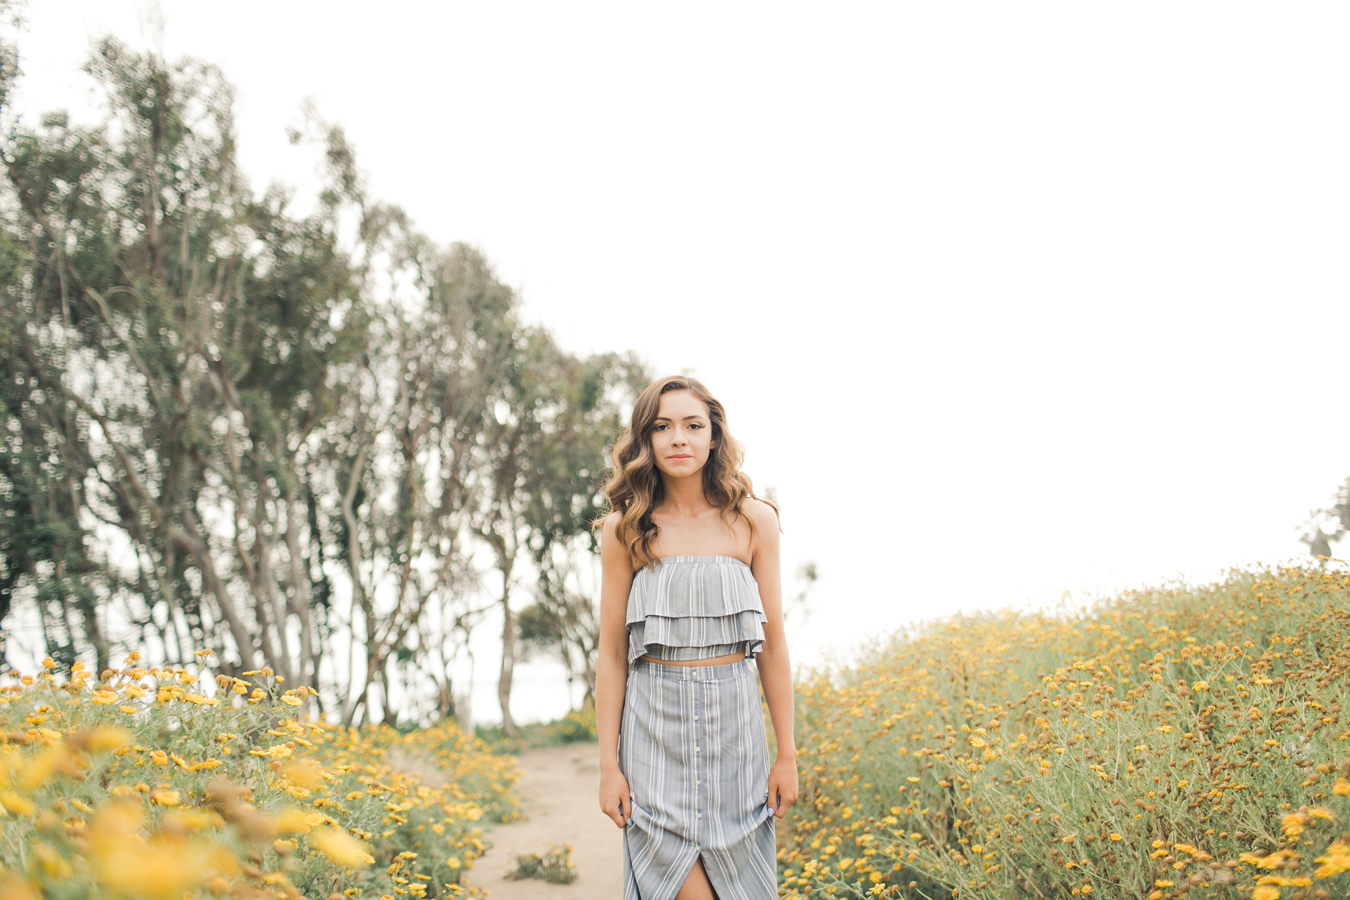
[{"left": 765, "top": 757, "right": 799, "bottom": 818}]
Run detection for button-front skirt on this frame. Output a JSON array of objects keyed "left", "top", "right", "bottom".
[{"left": 619, "top": 658, "right": 777, "bottom": 900}]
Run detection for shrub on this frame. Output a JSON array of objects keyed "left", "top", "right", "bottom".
[
  {"left": 505, "top": 843, "right": 576, "bottom": 884},
  {"left": 0, "top": 652, "right": 518, "bottom": 898},
  {"left": 548, "top": 707, "right": 597, "bottom": 745},
  {"left": 780, "top": 563, "right": 1350, "bottom": 899}
]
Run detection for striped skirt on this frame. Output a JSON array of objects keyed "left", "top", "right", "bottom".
[{"left": 619, "top": 658, "right": 777, "bottom": 900}]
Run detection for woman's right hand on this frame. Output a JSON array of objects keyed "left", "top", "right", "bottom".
[{"left": 599, "top": 765, "right": 632, "bottom": 828}]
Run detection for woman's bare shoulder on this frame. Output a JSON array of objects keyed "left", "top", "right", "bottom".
[
  {"left": 743, "top": 497, "right": 780, "bottom": 530},
  {"left": 742, "top": 497, "right": 780, "bottom": 562}
]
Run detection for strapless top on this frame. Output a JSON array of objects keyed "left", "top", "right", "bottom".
[{"left": 625, "top": 555, "right": 767, "bottom": 665}]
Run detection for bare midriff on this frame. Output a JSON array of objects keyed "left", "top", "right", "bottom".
[{"left": 638, "top": 650, "right": 749, "bottom": 667}]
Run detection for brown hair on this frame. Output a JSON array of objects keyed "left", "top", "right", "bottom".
[{"left": 596, "top": 375, "right": 777, "bottom": 569}]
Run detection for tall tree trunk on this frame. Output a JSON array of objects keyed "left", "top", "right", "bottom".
[
  {"left": 339, "top": 439, "right": 374, "bottom": 725},
  {"left": 283, "top": 487, "right": 315, "bottom": 691},
  {"left": 168, "top": 520, "right": 257, "bottom": 669},
  {"left": 497, "top": 567, "right": 518, "bottom": 737}
]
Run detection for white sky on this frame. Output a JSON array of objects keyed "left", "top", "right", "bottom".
[{"left": 14, "top": 2, "right": 1350, "bottom": 723}]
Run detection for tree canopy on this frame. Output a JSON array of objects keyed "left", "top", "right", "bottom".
[{"left": 0, "top": 36, "right": 646, "bottom": 730}]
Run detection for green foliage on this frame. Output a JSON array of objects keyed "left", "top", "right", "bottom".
[
  {"left": 472, "top": 707, "right": 598, "bottom": 754},
  {"left": 0, "top": 0, "right": 18, "bottom": 115},
  {"left": 783, "top": 563, "right": 1350, "bottom": 899},
  {"left": 1303, "top": 476, "right": 1350, "bottom": 557},
  {"left": 472, "top": 723, "right": 525, "bottom": 757},
  {"left": 547, "top": 707, "right": 597, "bottom": 745},
  {"left": 0, "top": 32, "right": 648, "bottom": 728},
  {"left": 506, "top": 843, "right": 577, "bottom": 884}
]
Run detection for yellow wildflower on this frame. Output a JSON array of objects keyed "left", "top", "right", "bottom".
[
  {"left": 79, "top": 726, "right": 131, "bottom": 753},
  {"left": 248, "top": 743, "right": 294, "bottom": 760},
  {"left": 0, "top": 792, "right": 36, "bottom": 816},
  {"left": 150, "top": 789, "right": 180, "bottom": 806},
  {"left": 310, "top": 827, "right": 374, "bottom": 867},
  {"left": 1241, "top": 850, "right": 1297, "bottom": 869},
  {"left": 90, "top": 802, "right": 227, "bottom": 900},
  {"left": 1256, "top": 875, "right": 1311, "bottom": 888},
  {"left": 161, "top": 808, "right": 220, "bottom": 832},
  {"left": 282, "top": 760, "right": 327, "bottom": 791},
  {"left": 1314, "top": 841, "right": 1350, "bottom": 878},
  {"left": 31, "top": 842, "right": 73, "bottom": 880}
]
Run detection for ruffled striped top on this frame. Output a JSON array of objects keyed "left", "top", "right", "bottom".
[{"left": 625, "top": 555, "right": 767, "bottom": 664}]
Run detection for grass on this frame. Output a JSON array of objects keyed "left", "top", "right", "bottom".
[
  {"left": 780, "top": 562, "right": 1350, "bottom": 899},
  {"left": 505, "top": 843, "right": 577, "bottom": 884},
  {"left": 474, "top": 706, "right": 597, "bottom": 755}
]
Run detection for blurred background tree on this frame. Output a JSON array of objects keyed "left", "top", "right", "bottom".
[
  {"left": 1302, "top": 477, "right": 1350, "bottom": 559},
  {"left": 0, "top": 34, "right": 647, "bottom": 728}
]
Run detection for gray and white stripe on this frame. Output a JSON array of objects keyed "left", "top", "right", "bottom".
[
  {"left": 625, "top": 556, "right": 767, "bottom": 665},
  {"left": 619, "top": 658, "right": 777, "bottom": 900}
]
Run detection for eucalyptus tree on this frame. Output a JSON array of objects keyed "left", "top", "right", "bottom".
[
  {"left": 471, "top": 342, "right": 647, "bottom": 732},
  {"left": 322, "top": 236, "right": 522, "bottom": 726},
  {"left": 515, "top": 352, "right": 646, "bottom": 710},
  {"left": 1302, "top": 477, "right": 1350, "bottom": 558},
  {"left": 0, "top": 39, "right": 367, "bottom": 683},
  {"left": 1, "top": 35, "right": 651, "bottom": 730}
]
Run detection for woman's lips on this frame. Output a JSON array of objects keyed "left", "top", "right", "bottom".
[{"left": 669, "top": 455, "right": 693, "bottom": 460}]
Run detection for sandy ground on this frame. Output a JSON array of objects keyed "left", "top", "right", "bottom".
[{"left": 465, "top": 741, "right": 624, "bottom": 899}]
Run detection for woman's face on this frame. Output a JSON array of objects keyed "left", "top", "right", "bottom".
[{"left": 650, "top": 389, "right": 714, "bottom": 480}]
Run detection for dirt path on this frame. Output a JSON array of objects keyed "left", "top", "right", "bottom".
[{"left": 466, "top": 741, "right": 623, "bottom": 899}]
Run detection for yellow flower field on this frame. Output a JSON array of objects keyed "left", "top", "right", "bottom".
[
  {"left": 780, "top": 563, "right": 1350, "bottom": 899},
  {"left": 0, "top": 653, "right": 518, "bottom": 899}
]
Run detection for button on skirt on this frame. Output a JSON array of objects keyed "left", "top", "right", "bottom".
[{"left": 619, "top": 658, "right": 777, "bottom": 900}]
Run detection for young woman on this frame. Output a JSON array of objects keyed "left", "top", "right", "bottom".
[{"left": 595, "top": 375, "right": 798, "bottom": 900}]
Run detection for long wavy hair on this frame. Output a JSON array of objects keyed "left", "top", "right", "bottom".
[{"left": 596, "top": 375, "right": 777, "bottom": 569}]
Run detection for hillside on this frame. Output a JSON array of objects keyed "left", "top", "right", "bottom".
[{"left": 782, "top": 563, "right": 1350, "bottom": 899}]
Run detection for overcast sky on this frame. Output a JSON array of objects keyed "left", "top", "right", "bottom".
[{"left": 14, "top": 2, "right": 1350, "bottom": 722}]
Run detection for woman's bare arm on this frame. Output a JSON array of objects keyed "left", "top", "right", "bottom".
[
  {"left": 749, "top": 500, "right": 799, "bottom": 818},
  {"left": 595, "top": 513, "right": 635, "bottom": 827}
]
